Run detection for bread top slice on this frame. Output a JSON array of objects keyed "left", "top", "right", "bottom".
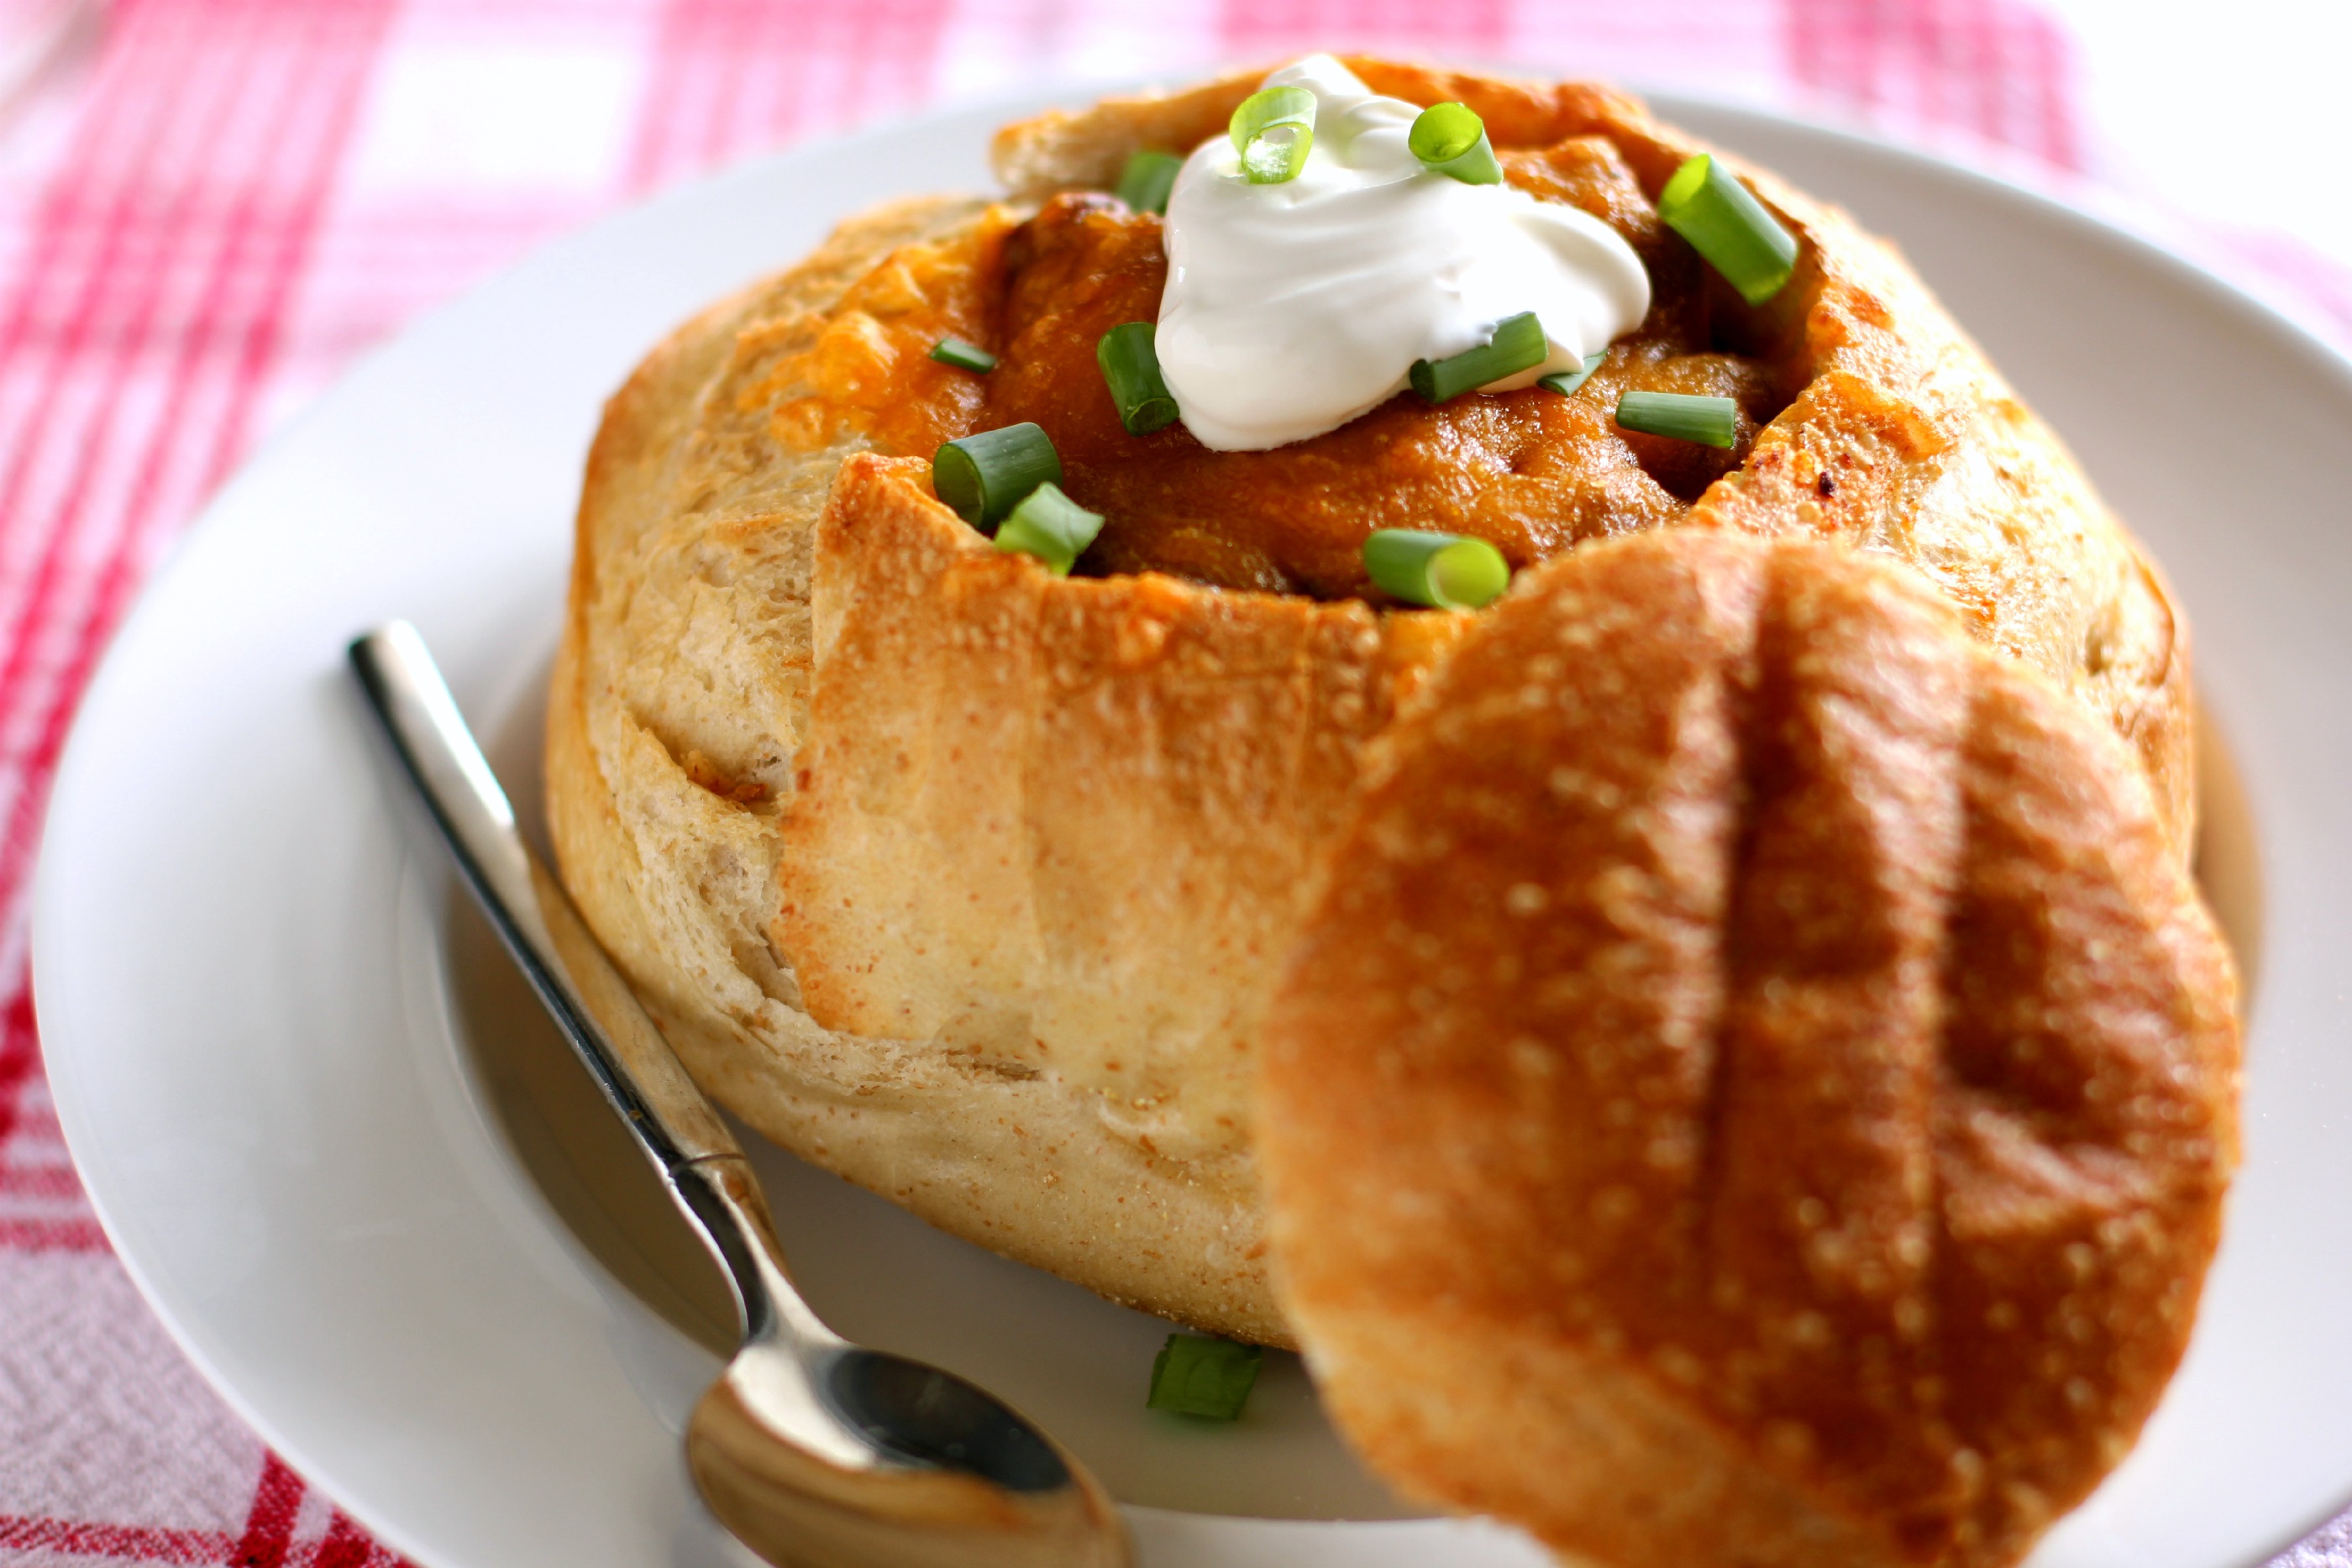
[{"left": 1259, "top": 527, "right": 2239, "bottom": 1567}]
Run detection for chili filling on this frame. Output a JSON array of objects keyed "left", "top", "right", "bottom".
[{"left": 963, "top": 134, "right": 1795, "bottom": 600}]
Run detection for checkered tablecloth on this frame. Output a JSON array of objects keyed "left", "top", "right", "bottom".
[{"left": 1, "top": 2, "right": 2344, "bottom": 1564}]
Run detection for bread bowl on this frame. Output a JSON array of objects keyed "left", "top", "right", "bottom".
[{"left": 547, "top": 56, "right": 2200, "bottom": 1352}]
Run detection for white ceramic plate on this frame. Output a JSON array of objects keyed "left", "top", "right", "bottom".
[{"left": 32, "top": 86, "right": 2352, "bottom": 1568}]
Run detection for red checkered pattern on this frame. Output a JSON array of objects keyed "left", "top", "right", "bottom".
[{"left": 0, "top": 2, "right": 2341, "bottom": 1563}]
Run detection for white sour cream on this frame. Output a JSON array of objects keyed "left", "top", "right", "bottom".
[{"left": 1155, "top": 55, "right": 1652, "bottom": 452}]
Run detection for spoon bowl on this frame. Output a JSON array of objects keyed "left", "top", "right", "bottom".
[
  {"left": 815, "top": 1347, "right": 1075, "bottom": 1489},
  {"left": 689, "top": 1340, "right": 1126, "bottom": 1568}
]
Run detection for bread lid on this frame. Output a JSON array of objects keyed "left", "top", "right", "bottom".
[{"left": 1257, "top": 529, "right": 2239, "bottom": 1567}]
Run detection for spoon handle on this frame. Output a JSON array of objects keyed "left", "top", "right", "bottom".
[{"left": 348, "top": 622, "right": 825, "bottom": 1345}]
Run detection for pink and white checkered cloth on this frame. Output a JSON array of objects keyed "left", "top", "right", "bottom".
[{"left": 0, "top": 3, "right": 2344, "bottom": 1564}]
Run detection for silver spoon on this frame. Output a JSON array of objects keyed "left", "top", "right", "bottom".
[{"left": 349, "top": 622, "right": 1132, "bottom": 1568}]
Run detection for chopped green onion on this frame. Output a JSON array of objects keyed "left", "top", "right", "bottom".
[
  {"left": 1614, "top": 391, "right": 1740, "bottom": 448},
  {"left": 1095, "top": 323, "right": 1179, "bottom": 436},
  {"left": 1538, "top": 352, "right": 1608, "bottom": 397},
  {"left": 1409, "top": 311, "right": 1548, "bottom": 404},
  {"left": 1147, "top": 1334, "right": 1263, "bottom": 1420},
  {"left": 1116, "top": 149, "right": 1184, "bottom": 215},
  {"left": 928, "top": 336, "right": 997, "bottom": 374},
  {"left": 1408, "top": 102, "right": 1503, "bottom": 186},
  {"left": 1364, "top": 529, "right": 1512, "bottom": 610},
  {"left": 1658, "top": 154, "right": 1798, "bottom": 306},
  {"left": 933, "top": 422, "right": 1062, "bottom": 531},
  {"left": 994, "top": 481, "right": 1104, "bottom": 575},
  {"left": 1229, "top": 86, "right": 1315, "bottom": 184}
]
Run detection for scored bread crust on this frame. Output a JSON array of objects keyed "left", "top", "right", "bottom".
[
  {"left": 1257, "top": 530, "right": 2239, "bottom": 1568},
  {"left": 549, "top": 61, "right": 2196, "bottom": 1345}
]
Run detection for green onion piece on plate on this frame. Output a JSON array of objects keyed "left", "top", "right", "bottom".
[
  {"left": 1614, "top": 390, "right": 1740, "bottom": 448},
  {"left": 1095, "top": 323, "right": 1180, "bottom": 435},
  {"left": 1407, "top": 102, "right": 1503, "bottom": 185},
  {"left": 928, "top": 336, "right": 997, "bottom": 374},
  {"left": 994, "top": 481, "right": 1104, "bottom": 575},
  {"left": 1657, "top": 154, "right": 1798, "bottom": 306},
  {"left": 1147, "top": 1334, "right": 1263, "bottom": 1420},
  {"left": 1364, "top": 529, "right": 1512, "bottom": 610},
  {"left": 1116, "top": 148, "right": 1184, "bottom": 215},
  {"left": 932, "top": 422, "right": 1062, "bottom": 531},
  {"left": 1538, "top": 351, "right": 1608, "bottom": 397},
  {"left": 1409, "top": 311, "right": 1548, "bottom": 404},
  {"left": 1229, "top": 85, "right": 1315, "bottom": 184}
]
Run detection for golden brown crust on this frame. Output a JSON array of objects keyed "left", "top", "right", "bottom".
[
  {"left": 1257, "top": 530, "right": 2239, "bottom": 1568},
  {"left": 550, "top": 62, "right": 2201, "bottom": 1348},
  {"left": 768, "top": 453, "right": 1467, "bottom": 1339}
]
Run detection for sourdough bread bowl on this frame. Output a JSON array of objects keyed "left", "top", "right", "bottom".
[{"left": 547, "top": 58, "right": 2197, "bottom": 1350}]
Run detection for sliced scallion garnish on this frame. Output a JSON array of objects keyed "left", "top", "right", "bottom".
[
  {"left": 1116, "top": 149, "right": 1183, "bottom": 215},
  {"left": 1147, "top": 1334, "right": 1263, "bottom": 1420},
  {"left": 1363, "top": 529, "right": 1512, "bottom": 610},
  {"left": 1409, "top": 311, "right": 1547, "bottom": 404},
  {"left": 1095, "top": 323, "right": 1179, "bottom": 435},
  {"left": 1538, "top": 352, "right": 1608, "bottom": 397},
  {"left": 1229, "top": 86, "right": 1315, "bottom": 185},
  {"left": 994, "top": 481, "right": 1104, "bottom": 575},
  {"left": 1614, "top": 391, "right": 1739, "bottom": 448},
  {"left": 1657, "top": 154, "right": 1798, "bottom": 306},
  {"left": 928, "top": 336, "right": 998, "bottom": 374},
  {"left": 1408, "top": 102, "right": 1503, "bottom": 185},
  {"left": 933, "top": 422, "right": 1062, "bottom": 531}
]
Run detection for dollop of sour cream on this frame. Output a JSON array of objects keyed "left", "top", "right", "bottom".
[{"left": 1155, "top": 55, "right": 1652, "bottom": 452}]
